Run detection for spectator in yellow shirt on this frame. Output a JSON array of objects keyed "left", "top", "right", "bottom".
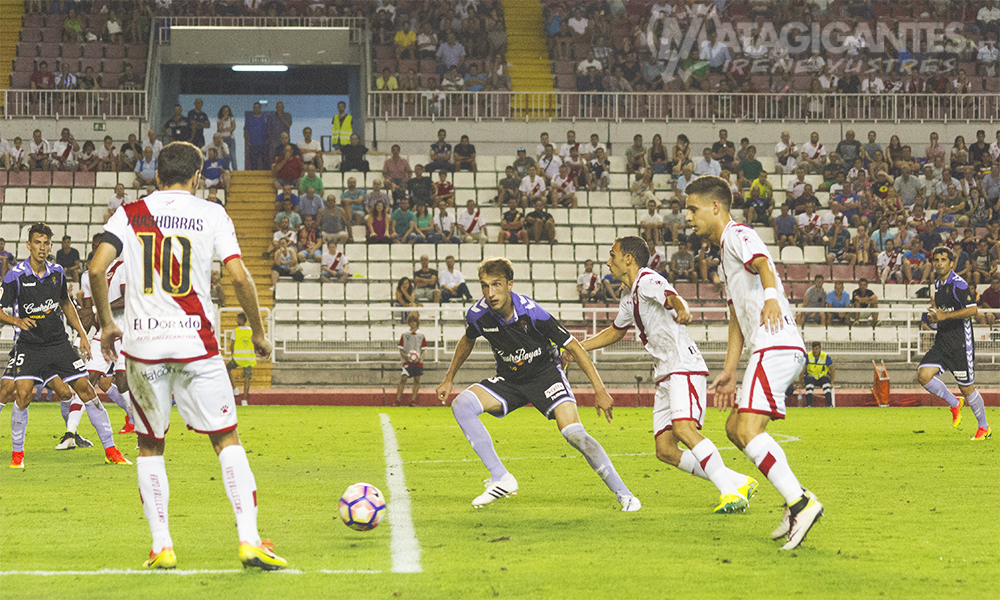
[
  {"left": 376, "top": 68, "right": 399, "bottom": 91},
  {"left": 395, "top": 21, "right": 417, "bottom": 60}
]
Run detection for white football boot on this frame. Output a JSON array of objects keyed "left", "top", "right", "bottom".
[
  {"left": 472, "top": 473, "right": 518, "bottom": 508},
  {"left": 618, "top": 493, "right": 642, "bottom": 512}
]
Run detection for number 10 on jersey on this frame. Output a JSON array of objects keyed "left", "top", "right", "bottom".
[{"left": 138, "top": 233, "right": 193, "bottom": 296}]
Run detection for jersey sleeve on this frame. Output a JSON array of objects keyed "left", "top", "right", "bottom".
[
  {"left": 102, "top": 205, "right": 128, "bottom": 254},
  {"left": 398, "top": 335, "right": 405, "bottom": 349},
  {"left": 80, "top": 270, "right": 92, "bottom": 300},
  {"left": 636, "top": 275, "right": 676, "bottom": 308},
  {"left": 464, "top": 304, "right": 482, "bottom": 339},
  {"left": 0, "top": 274, "right": 15, "bottom": 309},
  {"left": 613, "top": 295, "right": 634, "bottom": 330},
  {"left": 212, "top": 207, "right": 242, "bottom": 265},
  {"left": 534, "top": 313, "right": 574, "bottom": 348},
  {"left": 954, "top": 280, "right": 976, "bottom": 308},
  {"left": 727, "top": 227, "right": 770, "bottom": 273}
]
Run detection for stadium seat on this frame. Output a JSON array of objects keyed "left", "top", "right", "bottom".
[
  {"left": 322, "top": 283, "right": 345, "bottom": 302},
  {"left": 809, "top": 264, "right": 832, "bottom": 281},
  {"left": 391, "top": 244, "right": 412, "bottom": 262},
  {"left": 345, "top": 282, "right": 369, "bottom": 302},
  {"left": 504, "top": 244, "right": 527, "bottom": 262},
  {"left": 781, "top": 247, "right": 804, "bottom": 264},
  {"left": 803, "top": 246, "right": 826, "bottom": 263},
  {"left": 883, "top": 285, "right": 908, "bottom": 301},
  {"left": 275, "top": 281, "right": 297, "bottom": 301}
]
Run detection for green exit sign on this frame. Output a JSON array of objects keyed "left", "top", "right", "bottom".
[{"left": 93, "top": 122, "right": 106, "bottom": 132}]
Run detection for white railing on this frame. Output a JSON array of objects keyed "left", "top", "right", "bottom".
[
  {"left": 2, "top": 89, "right": 147, "bottom": 119},
  {"left": 270, "top": 304, "right": 1000, "bottom": 365},
  {"left": 368, "top": 91, "right": 1000, "bottom": 123},
  {"left": 155, "top": 16, "right": 365, "bottom": 44}
]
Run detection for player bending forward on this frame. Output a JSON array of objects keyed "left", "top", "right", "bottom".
[
  {"left": 437, "top": 257, "right": 641, "bottom": 511},
  {"left": 90, "top": 141, "right": 287, "bottom": 570},
  {"left": 574, "top": 236, "right": 757, "bottom": 514},
  {"left": 917, "top": 247, "right": 991, "bottom": 440},
  {"left": 685, "top": 176, "right": 822, "bottom": 551},
  {"left": 0, "top": 223, "right": 130, "bottom": 468}
]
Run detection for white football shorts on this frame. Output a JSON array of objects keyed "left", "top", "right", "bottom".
[
  {"left": 738, "top": 347, "right": 806, "bottom": 420},
  {"left": 127, "top": 355, "right": 238, "bottom": 440},
  {"left": 86, "top": 337, "right": 125, "bottom": 375},
  {"left": 653, "top": 372, "right": 708, "bottom": 437}
]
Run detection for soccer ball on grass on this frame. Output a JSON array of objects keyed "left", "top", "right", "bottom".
[{"left": 339, "top": 482, "right": 386, "bottom": 531}]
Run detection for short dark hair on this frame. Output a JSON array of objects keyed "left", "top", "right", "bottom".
[
  {"left": 812, "top": 341, "right": 822, "bottom": 348},
  {"left": 931, "top": 246, "right": 954, "bottom": 261},
  {"left": 859, "top": 277, "right": 868, "bottom": 283},
  {"left": 684, "top": 175, "right": 733, "bottom": 211},
  {"left": 28, "top": 222, "right": 54, "bottom": 242},
  {"left": 236, "top": 312, "right": 247, "bottom": 323},
  {"left": 616, "top": 236, "right": 650, "bottom": 268},
  {"left": 62, "top": 235, "right": 71, "bottom": 241},
  {"left": 156, "top": 142, "right": 203, "bottom": 187},
  {"left": 478, "top": 257, "right": 514, "bottom": 282}
]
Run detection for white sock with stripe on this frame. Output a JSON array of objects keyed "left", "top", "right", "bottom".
[
  {"left": 677, "top": 449, "right": 749, "bottom": 488},
  {"left": 136, "top": 456, "right": 173, "bottom": 553},
  {"left": 219, "top": 444, "right": 262, "bottom": 546},
  {"left": 66, "top": 396, "right": 85, "bottom": 433},
  {"left": 743, "top": 433, "right": 804, "bottom": 505},
  {"left": 690, "top": 438, "right": 741, "bottom": 496},
  {"left": 84, "top": 400, "right": 116, "bottom": 449},
  {"left": 10, "top": 403, "right": 28, "bottom": 453},
  {"left": 561, "top": 423, "right": 632, "bottom": 497}
]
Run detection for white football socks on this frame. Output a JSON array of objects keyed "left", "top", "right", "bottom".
[
  {"left": 690, "top": 438, "right": 741, "bottom": 496},
  {"left": 84, "top": 399, "right": 116, "bottom": 449},
  {"left": 10, "top": 403, "right": 28, "bottom": 453},
  {"left": 923, "top": 376, "right": 960, "bottom": 408},
  {"left": 743, "top": 433, "right": 804, "bottom": 505},
  {"left": 137, "top": 456, "right": 173, "bottom": 553},
  {"left": 677, "top": 448, "right": 748, "bottom": 488},
  {"left": 66, "top": 396, "right": 85, "bottom": 434},
  {"left": 218, "top": 445, "right": 262, "bottom": 546}
]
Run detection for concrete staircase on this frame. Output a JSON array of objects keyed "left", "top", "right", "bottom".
[
  {"left": 501, "top": 0, "right": 556, "bottom": 116},
  {"left": 0, "top": 1, "right": 24, "bottom": 113},
  {"left": 220, "top": 171, "right": 276, "bottom": 389}
]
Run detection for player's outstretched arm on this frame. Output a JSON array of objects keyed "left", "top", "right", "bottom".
[
  {"left": 710, "top": 303, "right": 745, "bottom": 411},
  {"left": 437, "top": 334, "right": 475, "bottom": 406},
  {"left": 225, "top": 257, "right": 271, "bottom": 359},
  {"left": 751, "top": 255, "right": 783, "bottom": 333},
  {"left": 564, "top": 337, "right": 615, "bottom": 423},
  {"left": 89, "top": 241, "right": 121, "bottom": 363},
  {"left": 565, "top": 326, "right": 626, "bottom": 370},
  {"left": 666, "top": 294, "right": 692, "bottom": 324}
]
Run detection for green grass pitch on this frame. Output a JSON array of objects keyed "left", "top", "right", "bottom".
[{"left": 0, "top": 403, "right": 997, "bottom": 600}]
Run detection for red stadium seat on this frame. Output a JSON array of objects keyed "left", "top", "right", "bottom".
[
  {"left": 698, "top": 283, "right": 721, "bottom": 301},
  {"left": 21, "top": 29, "right": 42, "bottom": 43},
  {"left": 9, "top": 171, "right": 29, "bottom": 186},
  {"left": 61, "top": 43, "right": 82, "bottom": 59},
  {"left": 808, "top": 264, "right": 831, "bottom": 280},
  {"left": 40, "top": 28, "right": 62, "bottom": 43},
  {"left": 38, "top": 42, "right": 60, "bottom": 58},
  {"left": 127, "top": 44, "right": 148, "bottom": 60},
  {"left": 22, "top": 13, "right": 44, "bottom": 28},
  {"left": 82, "top": 43, "right": 104, "bottom": 59},
  {"left": 52, "top": 171, "right": 74, "bottom": 187},
  {"left": 785, "top": 264, "right": 809, "bottom": 282},
  {"left": 74, "top": 171, "right": 96, "bottom": 187},
  {"left": 674, "top": 283, "right": 697, "bottom": 299},
  {"left": 0, "top": 172, "right": 7, "bottom": 187},
  {"left": 831, "top": 265, "right": 853, "bottom": 281},
  {"left": 105, "top": 44, "right": 125, "bottom": 59},
  {"left": 855, "top": 265, "right": 877, "bottom": 281},
  {"left": 30, "top": 171, "right": 52, "bottom": 186},
  {"left": 790, "top": 282, "right": 812, "bottom": 301}
]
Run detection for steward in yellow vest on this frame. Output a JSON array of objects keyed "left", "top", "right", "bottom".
[
  {"left": 800, "top": 341, "right": 833, "bottom": 407},
  {"left": 331, "top": 101, "right": 352, "bottom": 148}
]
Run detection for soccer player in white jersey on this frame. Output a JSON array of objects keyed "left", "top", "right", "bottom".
[
  {"left": 75, "top": 258, "right": 135, "bottom": 437},
  {"left": 684, "top": 175, "right": 823, "bottom": 551},
  {"left": 573, "top": 236, "right": 757, "bottom": 514},
  {"left": 89, "top": 142, "right": 287, "bottom": 570}
]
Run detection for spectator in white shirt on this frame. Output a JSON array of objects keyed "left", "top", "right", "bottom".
[
  {"left": 96, "top": 135, "right": 120, "bottom": 172},
  {"left": 549, "top": 163, "right": 578, "bottom": 208},
  {"left": 439, "top": 255, "right": 472, "bottom": 302},
  {"left": 694, "top": 147, "right": 721, "bottom": 176},
  {"left": 566, "top": 7, "right": 589, "bottom": 39},
  {"left": 320, "top": 241, "right": 350, "bottom": 283},
  {"left": 457, "top": 199, "right": 488, "bottom": 245},
  {"left": 297, "top": 126, "right": 322, "bottom": 170},
  {"left": 536, "top": 144, "right": 563, "bottom": 184},
  {"left": 577, "top": 259, "right": 603, "bottom": 302},
  {"left": 577, "top": 50, "right": 603, "bottom": 74},
  {"left": 799, "top": 131, "right": 827, "bottom": 173},
  {"left": 787, "top": 166, "right": 809, "bottom": 199},
  {"left": 142, "top": 129, "right": 163, "bottom": 159},
  {"left": 434, "top": 200, "right": 460, "bottom": 244},
  {"left": 559, "top": 130, "right": 580, "bottom": 160},
  {"left": 6, "top": 136, "right": 27, "bottom": 171},
  {"left": 582, "top": 133, "right": 606, "bottom": 160},
  {"left": 639, "top": 198, "right": 663, "bottom": 245},
  {"left": 104, "top": 183, "right": 132, "bottom": 222},
  {"left": 202, "top": 132, "right": 230, "bottom": 162},
  {"left": 776, "top": 131, "right": 799, "bottom": 174}
]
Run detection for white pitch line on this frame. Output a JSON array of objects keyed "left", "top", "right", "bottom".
[
  {"left": 379, "top": 413, "right": 422, "bottom": 574},
  {"left": 0, "top": 569, "right": 380, "bottom": 576},
  {"left": 405, "top": 434, "right": 801, "bottom": 464}
]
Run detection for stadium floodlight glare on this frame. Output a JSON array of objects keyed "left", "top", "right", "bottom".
[{"left": 232, "top": 65, "right": 288, "bottom": 72}]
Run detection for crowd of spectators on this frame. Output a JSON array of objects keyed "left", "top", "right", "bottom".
[
  {"left": 540, "top": 0, "right": 1000, "bottom": 97},
  {"left": 370, "top": 0, "right": 511, "bottom": 93}
]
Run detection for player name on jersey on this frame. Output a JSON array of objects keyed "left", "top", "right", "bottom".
[{"left": 127, "top": 214, "right": 205, "bottom": 231}]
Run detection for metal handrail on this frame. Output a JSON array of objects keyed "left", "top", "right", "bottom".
[
  {"left": 367, "top": 90, "right": 1000, "bottom": 123},
  {"left": 155, "top": 15, "right": 366, "bottom": 44},
  {"left": 1, "top": 90, "right": 147, "bottom": 119}
]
